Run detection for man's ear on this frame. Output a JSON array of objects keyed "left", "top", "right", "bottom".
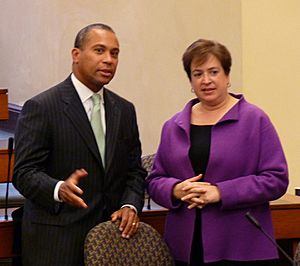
[{"left": 71, "top": 48, "right": 80, "bottom": 64}]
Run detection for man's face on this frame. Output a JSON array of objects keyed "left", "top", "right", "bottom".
[{"left": 72, "top": 29, "right": 120, "bottom": 92}]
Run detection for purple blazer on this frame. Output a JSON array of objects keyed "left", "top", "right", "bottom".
[{"left": 146, "top": 94, "right": 288, "bottom": 263}]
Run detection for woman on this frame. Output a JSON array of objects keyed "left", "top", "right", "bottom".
[{"left": 146, "top": 39, "right": 288, "bottom": 265}]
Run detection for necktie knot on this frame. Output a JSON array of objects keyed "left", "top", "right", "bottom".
[{"left": 92, "top": 93, "right": 101, "bottom": 106}]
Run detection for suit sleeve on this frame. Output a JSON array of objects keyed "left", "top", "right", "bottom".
[
  {"left": 12, "top": 99, "right": 60, "bottom": 213},
  {"left": 119, "top": 104, "right": 147, "bottom": 213}
]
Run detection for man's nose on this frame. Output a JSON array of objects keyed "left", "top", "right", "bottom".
[{"left": 103, "top": 51, "right": 113, "bottom": 63}]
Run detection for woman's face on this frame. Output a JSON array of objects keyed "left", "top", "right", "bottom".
[{"left": 190, "top": 54, "right": 230, "bottom": 106}]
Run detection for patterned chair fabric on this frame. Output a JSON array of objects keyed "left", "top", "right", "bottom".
[
  {"left": 141, "top": 153, "right": 155, "bottom": 176},
  {"left": 84, "top": 220, "right": 174, "bottom": 266},
  {"left": 295, "top": 241, "right": 300, "bottom": 265},
  {"left": 141, "top": 154, "right": 155, "bottom": 210}
]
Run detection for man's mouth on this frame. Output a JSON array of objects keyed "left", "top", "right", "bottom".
[{"left": 99, "top": 69, "right": 113, "bottom": 77}]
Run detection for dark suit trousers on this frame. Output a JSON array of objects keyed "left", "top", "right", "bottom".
[{"left": 22, "top": 210, "right": 110, "bottom": 266}]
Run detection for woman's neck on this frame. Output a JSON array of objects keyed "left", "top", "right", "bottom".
[
  {"left": 191, "top": 94, "right": 238, "bottom": 125},
  {"left": 198, "top": 94, "right": 235, "bottom": 113}
]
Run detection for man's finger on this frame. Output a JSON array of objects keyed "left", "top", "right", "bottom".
[
  {"left": 69, "top": 168, "right": 88, "bottom": 184},
  {"left": 66, "top": 194, "right": 88, "bottom": 208}
]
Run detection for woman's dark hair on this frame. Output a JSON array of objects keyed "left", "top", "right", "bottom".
[{"left": 182, "top": 39, "right": 232, "bottom": 80}]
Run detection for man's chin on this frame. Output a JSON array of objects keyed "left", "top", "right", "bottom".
[
  {"left": 100, "top": 73, "right": 115, "bottom": 83},
  {"left": 92, "top": 78, "right": 112, "bottom": 88}
]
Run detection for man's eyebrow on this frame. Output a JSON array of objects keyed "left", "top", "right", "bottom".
[
  {"left": 92, "top": 44, "right": 106, "bottom": 48},
  {"left": 91, "top": 44, "right": 119, "bottom": 51}
]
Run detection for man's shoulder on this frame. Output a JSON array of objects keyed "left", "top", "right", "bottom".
[
  {"left": 104, "top": 88, "right": 134, "bottom": 107},
  {"left": 29, "top": 76, "right": 73, "bottom": 102}
]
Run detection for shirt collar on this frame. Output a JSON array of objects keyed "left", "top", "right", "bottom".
[{"left": 71, "top": 73, "right": 104, "bottom": 103}]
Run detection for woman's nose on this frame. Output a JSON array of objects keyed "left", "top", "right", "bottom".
[{"left": 202, "top": 72, "right": 211, "bottom": 83}]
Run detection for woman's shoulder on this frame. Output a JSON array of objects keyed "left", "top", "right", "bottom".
[
  {"left": 238, "top": 96, "right": 272, "bottom": 124},
  {"left": 237, "top": 95, "right": 268, "bottom": 115},
  {"left": 166, "top": 98, "right": 197, "bottom": 122}
]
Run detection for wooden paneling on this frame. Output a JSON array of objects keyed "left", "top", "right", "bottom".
[
  {"left": 140, "top": 209, "right": 167, "bottom": 236},
  {"left": 0, "top": 89, "right": 8, "bottom": 120},
  {"left": 271, "top": 194, "right": 300, "bottom": 243},
  {"left": 0, "top": 221, "right": 15, "bottom": 258},
  {"left": 0, "top": 150, "right": 14, "bottom": 183}
]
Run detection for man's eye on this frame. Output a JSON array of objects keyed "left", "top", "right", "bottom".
[
  {"left": 95, "top": 48, "right": 104, "bottom": 53},
  {"left": 111, "top": 51, "right": 119, "bottom": 58}
]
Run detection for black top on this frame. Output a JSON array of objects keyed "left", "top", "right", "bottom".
[
  {"left": 189, "top": 124, "right": 212, "bottom": 176},
  {"left": 188, "top": 124, "right": 212, "bottom": 265}
]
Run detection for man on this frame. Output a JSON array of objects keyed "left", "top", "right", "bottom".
[{"left": 12, "top": 23, "right": 146, "bottom": 265}]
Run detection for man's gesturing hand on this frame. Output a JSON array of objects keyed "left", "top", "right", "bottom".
[{"left": 58, "top": 168, "right": 88, "bottom": 208}]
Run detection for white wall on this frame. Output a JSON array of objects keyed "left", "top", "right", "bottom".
[
  {"left": 241, "top": 0, "right": 300, "bottom": 193},
  {"left": 0, "top": 0, "right": 242, "bottom": 155},
  {"left": 2, "top": 1, "right": 297, "bottom": 193}
]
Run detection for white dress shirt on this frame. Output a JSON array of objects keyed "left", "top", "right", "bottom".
[{"left": 54, "top": 74, "right": 137, "bottom": 213}]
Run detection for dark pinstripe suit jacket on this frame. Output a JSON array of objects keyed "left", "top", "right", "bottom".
[{"left": 12, "top": 76, "right": 146, "bottom": 265}]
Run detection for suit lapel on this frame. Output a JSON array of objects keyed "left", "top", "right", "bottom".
[
  {"left": 60, "top": 77, "right": 102, "bottom": 164},
  {"left": 104, "top": 89, "right": 121, "bottom": 171}
]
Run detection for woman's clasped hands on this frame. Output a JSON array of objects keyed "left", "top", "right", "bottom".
[{"left": 173, "top": 174, "right": 221, "bottom": 209}]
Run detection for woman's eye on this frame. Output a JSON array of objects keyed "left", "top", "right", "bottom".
[
  {"left": 210, "top": 70, "right": 219, "bottom": 76},
  {"left": 193, "top": 72, "right": 202, "bottom": 77}
]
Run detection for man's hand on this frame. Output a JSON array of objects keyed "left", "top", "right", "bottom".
[
  {"left": 58, "top": 168, "right": 88, "bottom": 208},
  {"left": 111, "top": 207, "right": 139, "bottom": 239}
]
